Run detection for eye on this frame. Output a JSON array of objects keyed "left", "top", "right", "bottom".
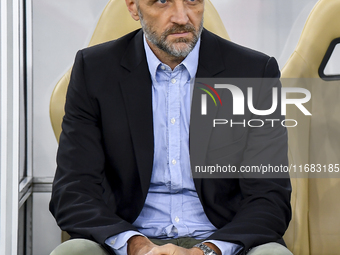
[{"left": 158, "top": 0, "right": 167, "bottom": 3}]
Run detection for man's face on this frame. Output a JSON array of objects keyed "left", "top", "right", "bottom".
[{"left": 134, "top": 0, "right": 204, "bottom": 58}]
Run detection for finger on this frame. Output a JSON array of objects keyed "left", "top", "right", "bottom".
[{"left": 145, "top": 243, "right": 176, "bottom": 255}]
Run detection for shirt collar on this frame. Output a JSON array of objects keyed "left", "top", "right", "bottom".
[{"left": 143, "top": 34, "right": 200, "bottom": 81}]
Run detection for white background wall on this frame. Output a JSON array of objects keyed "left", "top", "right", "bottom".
[
  {"left": 32, "top": 1, "right": 108, "bottom": 254},
  {"left": 31, "top": 1, "right": 321, "bottom": 254}
]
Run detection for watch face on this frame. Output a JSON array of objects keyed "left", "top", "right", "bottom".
[{"left": 194, "top": 243, "right": 217, "bottom": 255}]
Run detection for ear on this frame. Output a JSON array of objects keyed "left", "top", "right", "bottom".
[{"left": 125, "top": 0, "right": 140, "bottom": 21}]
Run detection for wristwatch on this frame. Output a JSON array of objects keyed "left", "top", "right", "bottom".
[{"left": 193, "top": 243, "right": 218, "bottom": 255}]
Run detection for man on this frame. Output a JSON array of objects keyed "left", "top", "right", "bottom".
[{"left": 50, "top": 0, "right": 292, "bottom": 255}]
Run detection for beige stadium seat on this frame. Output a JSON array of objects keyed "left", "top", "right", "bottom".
[{"left": 282, "top": 0, "right": 340, "bottom": 254}]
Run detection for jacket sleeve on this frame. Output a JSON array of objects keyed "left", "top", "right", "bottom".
[{"left": 49, "top": 50, "right": 138, "bottom": 248}]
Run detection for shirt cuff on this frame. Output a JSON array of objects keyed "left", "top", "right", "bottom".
[
  {"left": 105, "top": 231, "right": 145, "bottom": 255},
  {"left": 204, "top": 240, "right": 243, "bottom": 255}
]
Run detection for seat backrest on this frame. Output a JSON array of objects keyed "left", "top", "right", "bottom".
[
  {"left": 49, "top": 0, "right": 229, "bottom": 142},
  {"left": 282, "top": 0, "right": 340, "bottom": 254}
]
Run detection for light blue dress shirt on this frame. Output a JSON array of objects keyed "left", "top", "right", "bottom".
[{"left": 105, "top": 36, "right": 242, "bottom": 255}]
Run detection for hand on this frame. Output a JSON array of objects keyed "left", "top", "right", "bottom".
[
  {"left": 128, "top": 236, "right": 158, "bottom": 255},
  {"left": 127, "top": 236, "right": 221, "bottom": 255},
  {"left": 144, "top": 243, "right": 203, "bottom": 255}
]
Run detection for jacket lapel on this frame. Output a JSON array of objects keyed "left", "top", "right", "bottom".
[
  {"left": 119, "top": 30, "right": 154, "bottom": 197},
  {"left": 196, "top": 29, "right": 225, "bottom": 78},
  {"left": 192, "top": 29, "right": 226, "bottom": 195}
]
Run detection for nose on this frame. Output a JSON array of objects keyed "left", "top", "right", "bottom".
[{"left": 170, "top": 1, "right": 189, "bottom": 25}]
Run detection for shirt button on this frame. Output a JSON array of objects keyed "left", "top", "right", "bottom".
[
  {"left": 175, "top": 216, "right": 179, "bottom": 223},
  {"left": 171, "top": 78, "right": 176, "bottom": 84},
  {"left": 160, "top": 65, "right": 165, "bottom": 70},
  {"left": 172, "top": 159, "right": 176, "bottom": 165},
  {"left": 110, "top": 238, "right": 116, "bottom": 245},
  {"left": 171, "top": 118, "right": 176, "bottom": 124}
]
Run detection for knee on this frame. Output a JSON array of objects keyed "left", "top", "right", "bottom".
[
  {"left": 247, "top": 242, "right": 293, "bottom": 255},
  {"left": 50, "top": 239, "right": 109, "bottom": 255}
]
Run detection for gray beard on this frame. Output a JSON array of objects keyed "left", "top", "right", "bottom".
[{"left": 138, "top": 9, "right": 203, "bottom": 58}]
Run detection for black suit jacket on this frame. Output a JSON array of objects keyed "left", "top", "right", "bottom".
[{"left": 50, "top": 29, "right": 291, "bottom": 254}]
